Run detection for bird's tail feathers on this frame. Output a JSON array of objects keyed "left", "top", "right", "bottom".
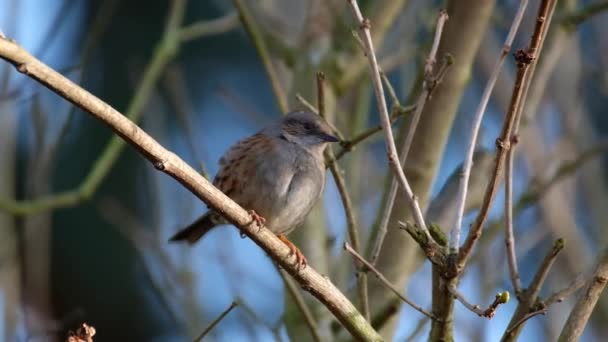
[{"left": 169, "top": 212, "right": 216, "bottom": 244}]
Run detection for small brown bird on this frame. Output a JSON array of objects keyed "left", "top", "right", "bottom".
[{"left": 169, "top": 110, "right": 338, "bottom": 268}]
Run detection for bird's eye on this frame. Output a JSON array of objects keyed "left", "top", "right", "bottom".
[{"left": 303, "top": 123, "right": 315, "bottom": 131}]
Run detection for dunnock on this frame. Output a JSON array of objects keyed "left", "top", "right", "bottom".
[{"left": 170, "top": 110, "right": 338, "bottom": 268}]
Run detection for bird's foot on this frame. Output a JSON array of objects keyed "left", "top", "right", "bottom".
[
  {"left": 278, "top": 235, "right": 307, "bottom": 270},
  {"left": 247, "top": 210, "right": 266, "bottom": 232}
]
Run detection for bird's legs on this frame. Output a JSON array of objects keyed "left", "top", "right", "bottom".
[
  {"left": 247, "top": 210, "right": 266, "bottom": 232},
  {"left": 278, "top": 235, "right": 307, "bottom": 269}
]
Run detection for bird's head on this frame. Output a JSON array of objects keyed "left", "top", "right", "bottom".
[{"left": 278, "top": 111, "right": 339, "bottom": 150}]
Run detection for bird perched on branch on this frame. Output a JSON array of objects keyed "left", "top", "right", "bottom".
[{"left": 169, "top": 110, "right": 338, "bottom": 268}]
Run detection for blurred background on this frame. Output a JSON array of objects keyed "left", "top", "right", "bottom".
[{"left": 0, "top": 0, "right": 607, "bottom": 341}]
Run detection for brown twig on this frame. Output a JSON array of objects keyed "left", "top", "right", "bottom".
[
  {"left": 457, "top": 0, "right": 558, "bottom": 273},
  {"left": 448, "top": 285, "right": 509, "bottom": 318},
  {"left": 334, "top": 103, "right": 416, "bottom": 161},
  {"left": 344, "top": 243, "right": 437, "bottom": 321},
  {"left": 450, "top": 0, "right": 529, "bottom": 254},
  {"left": 346, "top": 0, "right": 431, "bottom": 240},
  {"left": 193, "top": 301, "right": 238, "bottom": 341},
  {"left": 504, "top": 146, "right": 523, "bottom": 295},
  {"left": 0, "top": 36, "right": 382, "bottom": 341}
]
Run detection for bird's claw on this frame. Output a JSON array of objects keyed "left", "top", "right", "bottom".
[
  {"left": 248, "top": 210, "right": 266, "bottom": 232},
  {"left": 278, "top": 235, "right": 307, "bottom": 270}
]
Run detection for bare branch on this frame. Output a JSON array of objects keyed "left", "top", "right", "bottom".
[
  {"left": 344, "top": 243, "right": 437, "bottom": 321},
  {"left": 448, "top": 285, "right": 509, "bottom": 318},
  {"left": 193, "top": 301, "right": 238, "bottom": 341},
  {"left": 334, "top": 104, "right": 416, "bottom": 161}
]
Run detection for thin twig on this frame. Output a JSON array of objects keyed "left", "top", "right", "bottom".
[
  {"left": 279, "top": 270, "right": 322, "bottom": 342},
  {"left": 528, "top": 239, "right": 565, "bottom": 301},
  {"left": 504, "top": 310, "right": 547, "bottom": 337},
  {"left": 295, "top": 93, "right": 319, "bottom": 114},
  {"left": 457, "top": 0, "right": 557, "bottom": 272},
  {"left": 368, "top": 10, "right": 449, "bottom": 266},
  {"left": 504, "top": 147, "right": 523, "bottom": 295},
  {"left": 344, "top": 242, "right": 437, "bottom": 321},
  {"left": 403, "top": 316, "right": 430, "bottom": 342},
  {"left": 232, "top": 0, "right": 288, "bottom": 113},
  {"left": 0, "top": 35, "right": 383, "bottom": 341},
  {"left": 317, "top": 73, "right": 369, "bottom": 321},
  {"left": 346, "top": 0, "right": 431, "bottom": 240},
  {"left": 542, "top": 273, "right": 587, "bottom": 307},
  {"left": 450, "top": 0, "right": 529, "bottom": 254},
  {"left": 380, "top": 71, "right": 399, "bottom": 106},
  {"left": 448, "top": 285, "right": 509, "bottom": 318},
  {"left": 334, "top": 103, "right": 416, "bottom": 160},
  {"left": 193, "top": 301, "right": 238, "bottom": 341},
  {"left": 179, "top": 12, "right": 239, "bottom": 42}
]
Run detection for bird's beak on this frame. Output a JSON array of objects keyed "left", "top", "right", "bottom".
[{"left": 318, "top": 132, "right": 339, "bottom": 142}]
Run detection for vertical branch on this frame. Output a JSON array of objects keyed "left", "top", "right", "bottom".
[
  {"left": 449, "top": 0, "right": 528, "bottom": 253},
  {"left": 504, "top": 149, "right": 523, "bottom": 295},
  {"left": 457, "top": 0, "right": 558, "bottom": 272},
  {"left": 346, "top": 0, "right": 431, "bottom": 240}
]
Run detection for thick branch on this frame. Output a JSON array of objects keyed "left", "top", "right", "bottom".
[{"left": 558, "top": 248, "right": 608, "bottom": 342}]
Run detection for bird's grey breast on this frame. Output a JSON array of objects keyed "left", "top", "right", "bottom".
[{"left": 270, "top": 142, "right": 325, "bottom": 234}]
